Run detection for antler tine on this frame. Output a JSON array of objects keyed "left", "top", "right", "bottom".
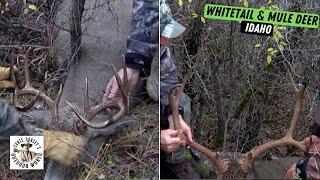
[
  {"left": 122, "top": 55, "right": 129, "bottom": 94},
  {"left": 52, "top": 84, "right": 63, "bottom": 122},
  {"left": 168, "top": 72, "right": 228, "bottom": 174},
  {"left": 23, "top": 55, "right": 31, "bottom": 88},
  {"left": 283, "top": 62, "right": 303, "bottom": 93},
  {"left": 67, "top": 96, "right": 125, "bottom": 129},
  {"left": 111, "top": 64, "right": 129, "bottom": 109},
  {"left": 11, "top": 51, "right": 62, "bottom": 123},
  {"left": 66, "top": 100, "right": 113, "bottom": 129},
  {"left": 11, "top": 50, "right": 53, "bottom": 111},
  {"left": 10, "top": 59, "right": 36, "bottom": 110},
  {"left": 67, "top": 65, "right": 129, "bottom": 129},
  {"left": 168, "top": 71, "right": 190, "bottom": 105},
  {"left": 240, "top": 65, "right": 307, "bottom": 173},
  {"left": 168, "top": 84, "right": 183, "bottom": 130},
  {"left": 84, "top": 77, "right": 89, "bottom": 115},
  {"left": 71, "top": 78, "right": 89, "bottom": 132},
  {"left": 168, "top": 70, "right": 191, "bottom": 130}
]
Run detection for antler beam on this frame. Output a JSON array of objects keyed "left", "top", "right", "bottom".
[
  {"left": 169, "top": 64, "right": 309, "bottom": 175},
  {"left": 240, "top": 63, "right": 307, "bottom": 173},
  {"left": 168, "top": 72, "right": 228, "bottom": 174}
]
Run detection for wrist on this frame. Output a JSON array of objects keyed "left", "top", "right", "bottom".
[{"left": 125, "top": 53, "right": 151, "bottom": 76}]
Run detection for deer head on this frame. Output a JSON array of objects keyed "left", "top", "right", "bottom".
[
  {"left": 168, "top": 64, "right": 309, "bottom": 177},
  {"left": 9, "top": 49, "right": 131, "bottom": 141}
]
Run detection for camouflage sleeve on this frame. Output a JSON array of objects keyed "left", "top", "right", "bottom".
[
  {"left": 125, "top": 0, "right": 159, "bottom": 76},
  {"left": 0, "top": 101, "right": 27, "bottom": 141},
  {"left": 160, "top": 46, "right": 184, "bottom": 130},
  {"left": 160, "top": 46, "right": 178, "bottom": 107}
]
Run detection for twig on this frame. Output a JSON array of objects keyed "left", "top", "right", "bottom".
[
  {"left": 0, "top": 18, "right": 45, "bottom": 33},
  {"left": 126, "top": 152, "right": 149, "bottom": 167},
  {"left": 57, "top": 137, "right": 126, "bottom": 180},
  {"left": 0, "top": 45, "right": 49, "bottom": 49}
]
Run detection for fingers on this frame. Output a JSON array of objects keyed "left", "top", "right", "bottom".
[
  {"left": 108, "top": 79, "right": 119, "bottom": 99},
  {"left": 179, "top": 117, "right": 193, "bottom": 143},
  {"left": 185, "top": 127, "right": 193, "bottom": 143},
  {"left": 304, "top": 135, "right": 320, "bottom": 145},
  {"left": 103, "top": 67, "right": 141, "bottom": 102},
  {"left": 160, "top": 129, "right": 182, "bottom": 153},
  {"left": 103, "top": 77, "right": 121, "bottom": 102},
  {"left": 310, "top": 135, "right": 320, "bottom": 142},
  {"left": 304, "top": 135, "right": 320, "bottom": 154},
  {"left": 285, "top": 163, "right": 296, "bottom": 180},
  {"left": 181, "top": 139, "right": 187, "bottom": 147},
  {"left": 167, "top": 115, "right": 193, "bottom": 143},
  {"left": 103, "top": 78, "right": 114, "bottom": 101},
  {"left": 163, "top": 144, "right": 180, "bottom": 153},
  {"left": 165, "top": 129, "right": 180, "bottom": 139}
]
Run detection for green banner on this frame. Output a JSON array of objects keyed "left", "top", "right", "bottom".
[{"left": 204, "top": 4, "right": 319, "bottom": 29}]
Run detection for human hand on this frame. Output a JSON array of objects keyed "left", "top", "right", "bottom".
[
  {"left": 43, "top": 130, "right": 85, "bottom": 166},
  {"left": 303, "top": 135, "right": 320, "bottom": 154},
  {"left": 102, "top": 67, "right": 140, "bottom": 102},
  {"left": 168, "top": 114, "right": 193, "bottom": 143},
  {"left": 160, "top": 129, "right": 182, "bottom": 153},
  {"left": 285, "top": 163, "right": 297, "bottom": 180},
  {"left": 0, "top": 67, "right": 11, "bottom": 80}
]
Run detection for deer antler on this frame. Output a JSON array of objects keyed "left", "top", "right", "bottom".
[
  {"left": 168, "top": 72, "right": 228, "bottom": 174},
  {"left": 10, "top": 49, "right": 63, "bottom": 122},
  {"left": 66, "top": 64, "right": 129, "bottom": 130},
  {"left": 240, "top": 63, "right": 308, "bottom": 173}
]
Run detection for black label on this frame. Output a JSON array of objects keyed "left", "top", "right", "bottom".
[{"left": 240, "top": 21, "right": 274, "bottom": 36}]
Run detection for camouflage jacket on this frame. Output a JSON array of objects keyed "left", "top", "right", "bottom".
[
  {"left": 0, "top": 101, "right": 27, "bottom": 141},
  {"left": 160, "top": 46, "right": 185, "bottom": 130},
  {"left": 125, "top": 0, "right": 159, "bottom": 76}
]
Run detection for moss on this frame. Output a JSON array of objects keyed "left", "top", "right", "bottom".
[
  {"left": 182, "top": 150, "right": 212, "bottom": 178},
  {"left": 182, "top": 150, "right": 193, "bottom": 160},
  {"left": 194, "top": 161, "right": 211, "bottom": 177}
]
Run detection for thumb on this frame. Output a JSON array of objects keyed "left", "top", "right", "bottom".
[{"left": 186, "top": 129, "right": 193, "bottom": 143}]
